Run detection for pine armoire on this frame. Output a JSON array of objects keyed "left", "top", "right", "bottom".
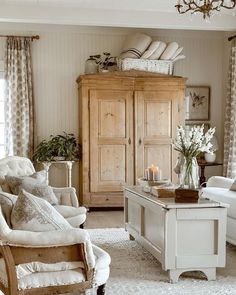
[{"left": 77, "top": 71, "right": 186, "bottom": 207}]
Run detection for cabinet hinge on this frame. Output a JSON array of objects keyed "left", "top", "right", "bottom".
[{"left": 178, "top": 104, "right": 180, "bottom": 113}]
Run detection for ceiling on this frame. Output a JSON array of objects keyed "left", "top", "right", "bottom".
[{"left": 0, "top": 0, "right": 235, "bottom": 31}]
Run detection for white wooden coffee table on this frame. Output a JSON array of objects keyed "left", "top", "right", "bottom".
[{"left": 124, "top": 186, "right": 228, "bottom": 283}]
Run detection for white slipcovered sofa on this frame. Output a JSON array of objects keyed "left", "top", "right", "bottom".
[
  {"left": 0, "top": 156, "right": 86, "bottom": 228},
  {"left": 202, "top": 176, "right": 236, "bottom": 246}
]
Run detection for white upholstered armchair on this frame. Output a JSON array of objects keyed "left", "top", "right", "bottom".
[
  {"left": 0, "top": 202, "right": 110, "bottom": 295},
  {"left": 0, "top": 156, "right": 110, "bottom": 294},
  {"left": 0, "top": 156, "right": 86, "bottom": 228}
]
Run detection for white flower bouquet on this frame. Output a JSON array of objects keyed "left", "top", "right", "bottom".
[
  {"left": 173, "top": 125, "right": 215, "bottom": 158},
  {"left": 173, "top": 125, "right": 215, "bottom": 188}
]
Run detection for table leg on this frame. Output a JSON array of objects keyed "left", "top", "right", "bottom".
[
  {"left": 199, "top": 165, "right": 206, "bottom": 187},
  {"left": 66, "top": 161, "right": 73, "bottom": 187},
  {"left": 42, "top": 162, "right": 51, "bottom": 185}
]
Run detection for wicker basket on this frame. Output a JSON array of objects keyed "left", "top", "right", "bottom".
[{"left": 118, "top": 58, "right": 173, "bottom": 75}]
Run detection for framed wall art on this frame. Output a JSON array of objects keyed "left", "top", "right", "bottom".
[{"left": 185, "top": 86, "right": 210, "bottom": 121}]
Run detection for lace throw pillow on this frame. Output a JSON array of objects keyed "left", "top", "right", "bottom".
[
  {"left": 5, "top": 170, "right": 47, "bottom": 195},
  {"left": 0, "top": 192, "right": 17, "bottom": 227},
  {"left": 11, "top": 190, "right": 72, "bottom": 232},
  {"left": 20, "top": 183, "right": 58, "bottom": 205}
]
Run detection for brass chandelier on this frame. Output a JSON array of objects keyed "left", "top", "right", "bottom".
[{"left": 175, "top": 0, "right": 236, "bottom": 19}]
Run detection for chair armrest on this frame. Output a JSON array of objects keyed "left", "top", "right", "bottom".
[
  {"left": 2, "top": 229, "right": 95, "bottom": 270},
  {"left": 207, "top": 176, "right": 234, "bottom": 189},
  {"left": 0, "top": 209, "right": 95, "bottom": 268},
  {"left": 52, "top": 187, "right": 79, "bottom": 207},
  {"left": 92, "top": 244, "right": 111, "bottom": 270}
]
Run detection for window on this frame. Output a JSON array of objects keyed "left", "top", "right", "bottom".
[{"left": 0, "top": 60, "right": 5, "bottom": 159}]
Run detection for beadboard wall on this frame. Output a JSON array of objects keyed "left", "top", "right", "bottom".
[{"left": 0, "top": 23, "right": 229, "bottom": 190}]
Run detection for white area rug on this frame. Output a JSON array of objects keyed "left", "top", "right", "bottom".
[{"left": 88, "top": 228, "right": 236, "bottom": 295}]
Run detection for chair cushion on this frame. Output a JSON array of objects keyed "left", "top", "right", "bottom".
[
  {"left": 0, "top": 192, "right": 17, "bottom": 227},
  {"left": 54, "top": 205, "right": 87, "bottom": 218},
  {"left": 0, "top": 259, "right": 85, "bottom": 289},
  {"left": 16, "top": 261, "right": 84, "bottom": 279},
  {"left": 65, "top": 214, "right": 87, "bottom": 228},
  {"left": 54, "top": 205, "right": 87, "bottom": 227},
  {"left": 11, "top": 190, "right": 72, "bottom": 231},
  {"left": 5, "top": 170, "right": 47, "bottom": 194},
  {"left": 202, "top": 187, "right": 236, "bottom": 218}
]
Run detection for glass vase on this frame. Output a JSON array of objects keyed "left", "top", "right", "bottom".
[
  {"left": 179, "top": 156, "right": 199, "bottom": 189},
  {"left": 85, "top": 57, "right": 98, "bottom": 74}
]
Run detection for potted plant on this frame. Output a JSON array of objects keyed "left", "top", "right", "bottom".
[
  {"left": 32, "top": 140, "right": 55, "bottom": 162},
  {"left": 33, "top": 132, "right": 81, "bottom": 162},
  {"left": 90, "top": 52, "right": 117, "bottom": 72}
]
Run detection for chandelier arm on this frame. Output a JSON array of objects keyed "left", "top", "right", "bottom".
[
  {"left": 175, "top": 0, "right": 198, "bottom": 14},
  {"left": 176, "top": 6, "right": 195, "bottom": 14},
  {"left": 221, "top": 0, "right": 236, "bottom": 9},
  {"left": 176, "top": 0, "right": 199, "bottom": 13}
]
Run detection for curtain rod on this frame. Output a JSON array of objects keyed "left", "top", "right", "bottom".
[
  {"left": 228, "top": 34, "right": 236, "bottom": 41},
  {"left": 0, "top": 34, "right": 40, "bottom": 41}
]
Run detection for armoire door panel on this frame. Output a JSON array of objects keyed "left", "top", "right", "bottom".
[
  {"left": 144, "top": 145, "right": 171, "bottom": 180},
  {"left": 90, "top": 90, "right": 134, "bottom": 193},
  {"left": 99, "top": 99, "right": 126, "bottom": 138},
  {"left": 144, "top": 100, "right": 171, "bottom": 138},
  {"left": 135, "top": 91, "right": 178, "bottom": 182},
  {"left": 99, "top": 145, "right": 126, "bottom": 182}
]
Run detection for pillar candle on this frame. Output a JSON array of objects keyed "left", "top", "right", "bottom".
[
  {"left": 148, "top": 165, "right": 154, "bottom": 181},
  {"left": 153, "top": 166, "right": 159, "bottom": 181},
  {"left": 144, "top": 169, "right": 149, "bottom": 180}
]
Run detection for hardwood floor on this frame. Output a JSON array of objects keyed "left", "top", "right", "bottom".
[{"left": 84, "top": 209, "right": 124, "bottom": 229}]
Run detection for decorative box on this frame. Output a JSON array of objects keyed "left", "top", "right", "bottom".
[
  {"left": 175, "top": 188, "right": 199, "bottom": 203},
  {"left": 117, "top": 58, "right": 173, "bottom": 75}
]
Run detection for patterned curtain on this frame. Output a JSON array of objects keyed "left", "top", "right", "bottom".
[
  {"left": 5, "top": 37, "right": 34, "bottom": 158},
  {"left": 223, "top": 39, "right": 236, "bottom": 178}
]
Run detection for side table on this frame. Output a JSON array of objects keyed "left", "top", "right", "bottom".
[
  {"left": 43, "top": 161, "right": 74, "bottom": 187},
  {"left": 198, "top": 162, "right": 223, "bottom": 186}
]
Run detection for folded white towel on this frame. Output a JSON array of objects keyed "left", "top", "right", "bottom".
[
  {"left": 120, "top": 33, "right": 152, "bottom": 59},
  {"left": 160, "top": 42, "right": 179, "bottom": 60},
  {"left": 148, "top": 41, "right": 167, "bottom": 60},
  {"left": 173, "top": 54, "right": 186, "bottom": 62},
  {"left": 171, "top": 47, "right": 184, "bottom": 60},
  {"left": 141, "top": 41, "right": 161, "bottom": 59}
]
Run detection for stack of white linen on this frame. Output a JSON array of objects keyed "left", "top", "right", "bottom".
[{"left": 120, "top": 33, "right": 185, "bottom": 63}]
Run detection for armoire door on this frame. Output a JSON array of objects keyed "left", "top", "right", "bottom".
[
  {"left": 90, "top": 90, "right": 134, "bottom": 193},
  {"left": 135, "top": 91, "right": 180, "bottom": 182}
]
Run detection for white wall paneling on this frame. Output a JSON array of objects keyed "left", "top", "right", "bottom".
[{"left": 0, "top": 23, "right": 229, "bottom": 191}]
